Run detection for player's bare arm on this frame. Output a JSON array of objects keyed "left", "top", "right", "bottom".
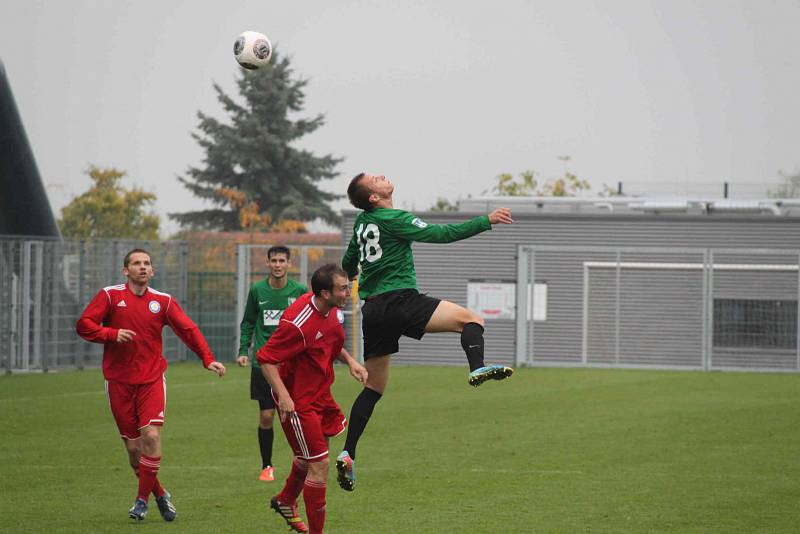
[
  {"left": 488, "top": 207, "right": 514, "bottom": 225},
  {"left": 337, "top": 349, "right": 368, "bottom": 385},
  {"left": 261, "top": 362, "right": 294, "bottom": 421}
]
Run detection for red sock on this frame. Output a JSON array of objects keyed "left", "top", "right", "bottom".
[
  {"left": 151, "top": 477, "right": 166, "bottom": 498},
  {"left": 137, "top": 455, "right": 160, "bottom": 501},
  {"left": 303, "top": 479, "right": 326, "bottom": 534},
  {"left": 132, "top": 465, "right": 165, "bottom": 497},
  {"left": 277, "top": 459, "right": 308, "bottom": 504}
]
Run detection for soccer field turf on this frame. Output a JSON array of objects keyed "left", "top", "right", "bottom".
[{"left": 2, "top": 363, "right": 799, "bottom": 533}]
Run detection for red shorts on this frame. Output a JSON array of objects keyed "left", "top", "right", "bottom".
[
  {"left": 274, "top": 392, "right": 346, "bottom": 462},
  {"left": 105, "top": 376, "right": 166, "bottom": 440}
]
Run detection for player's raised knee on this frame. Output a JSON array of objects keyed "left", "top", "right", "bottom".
[{"left": 466, "top": 312, "right": 484, "bottom": 329}]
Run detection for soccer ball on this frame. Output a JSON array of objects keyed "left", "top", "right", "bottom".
[{"left": 233, "top": 31, "right": 272, "bottom": 70}]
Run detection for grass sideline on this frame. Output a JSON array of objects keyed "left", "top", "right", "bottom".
[{"left": 1, "top": 363, "right": 800, "bottom": 533}]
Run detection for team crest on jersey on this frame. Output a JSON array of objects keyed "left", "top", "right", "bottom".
[
  {"left": 336, "top": 309, "right": 345, "bottom": 324},
  {"left": 411, "top": 217, "right": 428, "bottom": 228},
  {"left": 263, "top": 309, "right": 283, "bottom": 326},
  {"left": 148, "top": 300, "right": 161, "bottom": 313}
]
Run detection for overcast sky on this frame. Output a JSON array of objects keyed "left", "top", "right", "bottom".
[{"left": 1, "top": 0, "right": 799, "bottom": 235}]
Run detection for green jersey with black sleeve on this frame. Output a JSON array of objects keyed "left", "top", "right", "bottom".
[
  {"left": 342, "top": 208, "right": 492, "bottom": 300},
  {"left": 238, "top": 278, "right": 308, "bottom": 368}
]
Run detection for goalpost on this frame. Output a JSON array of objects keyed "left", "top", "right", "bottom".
[{"left": 516, "top": 245, "right": 800, "bottom": 372}]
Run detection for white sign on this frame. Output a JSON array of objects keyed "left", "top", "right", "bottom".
[{"left": 467, "top": 282, "right": 547, "bottom": 321}]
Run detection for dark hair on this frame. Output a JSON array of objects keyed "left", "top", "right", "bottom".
[
  {"left": 311, "top": 263, "right": 348, "bottom": 296},
  {"left": 267, "top": 245, "right": 291, "bottom": 260},
  {"left": 347, "top": 173, "right": 372, "bottom": 211},
  {"left": 123, "top": 248, "right": 151, "bottom": 267}
]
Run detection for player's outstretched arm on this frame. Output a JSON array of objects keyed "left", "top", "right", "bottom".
[
  {"left": 388, "top": 211, "right": 498, "bottom": 244},
  {"left": 488, "top": 207, "right": 514, "bottom": 225}
]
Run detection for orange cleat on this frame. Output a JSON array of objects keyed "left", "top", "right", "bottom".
[{"left": 259, "top": 466, "right": 275, "bottom": 482}]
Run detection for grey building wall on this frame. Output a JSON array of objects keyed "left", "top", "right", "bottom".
[{"left": 343, "top": 209, "right": 800, "bottom": 369}]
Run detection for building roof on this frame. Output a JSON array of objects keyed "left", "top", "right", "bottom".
[{"left": 457, "top": 196, "right": 800, "bottom": 217}]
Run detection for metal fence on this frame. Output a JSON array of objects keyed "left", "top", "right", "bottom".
[
  {"left": 516, "top": 245, "right": 800, "bottom": 372},
  {"left": 9, "top": 236, "right": 795, "bottom": 374},
  {"left": 235, "top": 244, "right": 361, "bottom": 360},
  {"left": 1, "top": 237, "right": 356, "bottom": 373}
]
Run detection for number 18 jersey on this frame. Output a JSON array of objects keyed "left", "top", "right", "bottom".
[{"left": 342, "top": 208, "right": 491, "bottom": 300}]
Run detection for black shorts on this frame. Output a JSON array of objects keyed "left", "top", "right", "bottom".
[
  {"left": 250, "top": 367, "right": 275, "bottom": 410},
  {"left": 361, "top": 289, "right": 441, "bottom": 360}
]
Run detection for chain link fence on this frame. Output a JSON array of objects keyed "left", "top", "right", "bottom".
[
  {"left": 235, "top": 244, "right": 361, "bottom": 360},
  {"left": 1, "top": 237, "right": 356, "bottom": 373}
]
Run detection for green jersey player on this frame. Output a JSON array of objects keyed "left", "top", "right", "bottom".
[
  {"left": 336, "top": 172, "right": 514, "bottom": 492},
  {"left": 237, "top": 246, "right": 308, "bottom": 483}
]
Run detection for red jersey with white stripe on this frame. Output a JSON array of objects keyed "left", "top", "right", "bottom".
[
  {"left": 76, "top": 283, "right": 215, "bottom": 384},
  {"left": 256, "top": 292, "right": 345, "bottom": 409}
]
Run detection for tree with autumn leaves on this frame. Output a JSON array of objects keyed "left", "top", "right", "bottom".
[
  {"left": 170, "top": 50, "right": 341, "bottom": 232},
  {"left": 58, "top": 166, "right": 160, "bottom": 239}
]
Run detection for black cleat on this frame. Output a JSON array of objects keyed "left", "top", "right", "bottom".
[
  {"left": 129, "top": 498, "right": 148, "bottom": 521},
  {"left": 270, "top": 496, "right": 308, "bottom": 533},
  {"left": 336, "top": 451, "right": 356, "bottom": 492},
  {"left": 468, "top": 364, "right": 514, "bottom": 387},
  {"left": 155, "top": 491, "right": 177, "bottom": 522}
]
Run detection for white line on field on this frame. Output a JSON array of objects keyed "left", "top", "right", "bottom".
[{"left": 0, "top": 378, "right": 248, "bottom": 403}]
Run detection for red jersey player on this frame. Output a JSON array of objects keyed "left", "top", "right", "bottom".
[
  {"left": 76, "top": 248, "right": 226, "bottom": 522},
  {"left": 258, "top": 264, "right": 367, "bottom": 534}
]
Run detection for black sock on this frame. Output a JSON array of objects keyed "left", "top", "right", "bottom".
[
  {"left": 258, "top": 427, "right": 274, "bottom": 468},
  {"left": 461, "top": 322, "right": 485, "bottom": 372},
  {"left": 343, "top": 387, "right": 382, "bottom": 460}
]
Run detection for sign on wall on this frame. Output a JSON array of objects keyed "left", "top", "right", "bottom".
[{"left": 466, "top": 281, "right": 547, "bottom": 321}]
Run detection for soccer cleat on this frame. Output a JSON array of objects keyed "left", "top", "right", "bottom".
[
  {"left": 335, "top": 450, "right": 355, "bottom": 492},
  {"left": 270, "top": 496, "right": 308, "bottom": 533},
  {"left": 128, "top": 498, "right": 148, "bottom": 521},
  {"left": 259, "top": 466, "right": 275, "bottom": 482},
  {"left": 155, "top": 491, "right": 177, "bottom": 522},
  {"left": 468, "top": 364, "right": 514, "bottom": 387}
]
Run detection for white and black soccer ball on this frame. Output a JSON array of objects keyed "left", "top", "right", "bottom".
[{"left": 233, "top": 31, "right": 272, "bottom": 70}]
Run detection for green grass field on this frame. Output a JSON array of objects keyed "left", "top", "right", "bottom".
[{"left": 2, "top": 363, "right": 800, "bottom": 533}]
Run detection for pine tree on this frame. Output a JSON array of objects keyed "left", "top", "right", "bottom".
[{"left": 170, "top": 52, "right": 341, "bottom": 231}]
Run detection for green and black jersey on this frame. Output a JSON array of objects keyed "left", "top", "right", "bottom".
[
  {"left": 238, "top": 278, "right": 308, "bottom": 368},
  {"left": 342, "top": 208, "right": 492, "bottom": 300}
]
